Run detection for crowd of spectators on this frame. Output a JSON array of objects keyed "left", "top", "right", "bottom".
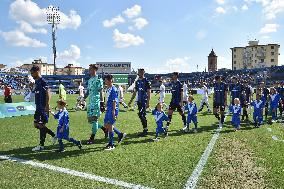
[{"left": 0, "top": 74, "right": 29, "bottom": 90}]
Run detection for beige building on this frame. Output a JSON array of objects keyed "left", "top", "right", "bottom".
[
  {"left": 19, "top": 59, "right": 55, "bottom": 75},
  {"left": 57, "top": 64, "right": 85, "bottom": 75},
  {"left": 0, "top": 64, "right": 6, "bottom": 70},
  {"left": 231, "top": 41, "right": 280, "bottom": 70}
]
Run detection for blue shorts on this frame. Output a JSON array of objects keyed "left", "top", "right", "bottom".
[
  {"left": 57, "top": 127, "right": 69, "bottom": 139},
  {"left": 104, "top": 112, "right": 117, "bottom": 125},
  {"left": 34, "top": 110, "right": 48, "bottom": 124},
  {"left": 187, "top": 115, "right": 197, "bottom": 124}
]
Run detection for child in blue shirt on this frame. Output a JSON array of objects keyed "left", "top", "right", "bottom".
[
  {"left": 183, "top": 95, "right": 198, "bottom": 133},
  {"left": 104, "top": 75, "right": 126, "bottom": 150},
  {"left": 51, "top": 100, "right": 82, "bottom": 152},
  {"left": 250, "top": 94, "right": 264, "bottom": 127},
  {"left": 229, "top": 98, "right": 242, "bottom": 131},
  {"left": 152, "top": 102, "right": 169, "bottom": 141},
  {"left": 270, "top": 87, "right": 281, "bottom": 122}
]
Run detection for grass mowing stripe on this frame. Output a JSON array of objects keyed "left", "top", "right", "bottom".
[
  {"left": 0, "top": 155, "right": 154, "bottom": 189},
  {"left": 184, "top": 116, "right": 227, "bottom": 189}
]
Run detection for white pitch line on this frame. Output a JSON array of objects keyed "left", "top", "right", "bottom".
[
  {"left": 184, "top": 116, "right": 227, "bottom": 189},
  {"left": 0, "top": 155, "right": 154, "bottom": 189}
]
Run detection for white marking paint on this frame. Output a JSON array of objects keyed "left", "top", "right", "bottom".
[
  {"left": 184, "top": 116, "right": 226, "bottom": 189},
  {"left": 0, "top": 155, "right": 154, "bottom": 189}
]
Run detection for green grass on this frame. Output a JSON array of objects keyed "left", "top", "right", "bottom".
[{"left": 0, "top": 94, "right": 284, "bottom": 188}]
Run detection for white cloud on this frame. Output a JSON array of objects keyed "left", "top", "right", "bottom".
[
  {"left": 13, "top": 57, "right": 34, "bottom": 67},
  {"left": 102, "top": 15, "right": 125, "bottom": 28},
  {"left": 133, "top": 17, "right": 148, "bottom": 30},
  {"left": 113, "top": 29, "right": 144, "bottom": 48},
  {"left": 215, "top": 0, "right": 225, "bottom": 5},
  {"left": 263, "top": 0, "right": 284, "bottom": 20},
  {"left": 261, "top": 35, "right": 271, "bottom": 39},
  {"left": 259, "top": 23, "right": 279, "bottom": 34},
  {"left": 18, "top": 21, "right": 47, "bottom": 34},
  {"left": 232, "top": 6, "right": 239, "bottom": 11},
  {"left": 0, "top": 30, "right": 46, "bottom": 47},
  {"left": 123, "top": 5, "right": 141, "bottom": 18},
  {"left": 57, "top": 45, "right": 81, "bottom": 66},
  {"left": 165, "top": 56, "right": 191, "bottom": 73},
  {"left": 242, "top": 4, "right": 249, "bottom": 10},
  {"left": 196, "top": 30, "right": 207, "bottom": 40},
  {"left": 218, "top": 56, "right": 231, "bottom": 69},
  {"left": 215, "top": 7, "right": 226, "bottom": 14},
  {"left": 58, "top": 10, "right": 81, "bottom": 30},
  {"left": 9, "top": 0, "right": 81, "bottom": 29}
]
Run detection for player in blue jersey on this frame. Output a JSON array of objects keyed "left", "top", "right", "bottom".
[
  {"left": 152, "top": 102, "right": 169, "bottom": 141},
  {"left": 213, "top": 75, "right": 228, "bottom": 127},
  {"left": 250, "top": 93, "right": 265, "bottom": 128},
  {"left": 50, "top": 100, "right": 82, "bottom": 152},
  {"left": 166, "top": 72, "right": 187, "bottom": 131},
  {"left": 30, "top": 66, "right": 56, "bottom": 151},
  {"left": 279, "top": 82, "right": 284, "bottom": 118},
  {"left": 104, "top": 75, "right": 126, "bottom": 150},
  {"left": 183, "top": 95, "right": 198, "bottom": 133},
  {"left": 260, "top": 82, "right": 270, "bottom": 121},
  {"left": 128, "top": 68, "right": 151, "bottom": 137},
  {"left": 84, "top": 64, "right": 107, "bottom": 144},
  {"left": 229, "top": 98, "right": 242, "bottom": 131},
  {"left": 270, "top": 87, "right": 281, "bottom": 123},
  {"left": 241, "top": 81, "right": 252, "bottom": 122},
  {"left": 229, "top": 76, "right": 242, "bottom": 105}
]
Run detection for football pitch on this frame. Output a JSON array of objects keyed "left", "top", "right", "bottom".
[{"left": 0, "top": 94, "right": 284, "bottom": 189}]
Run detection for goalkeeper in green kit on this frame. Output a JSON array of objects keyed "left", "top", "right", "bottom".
[{"left": 85, "top": 64, "right": 107, "bottom": 144}]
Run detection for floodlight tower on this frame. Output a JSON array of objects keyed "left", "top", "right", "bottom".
[{"left": 46, "top": 6, "right": 60, "bottom": 75}]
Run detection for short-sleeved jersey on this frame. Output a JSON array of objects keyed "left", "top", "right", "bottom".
[
  {"left": 78, "top": 85, "right": 84, "bottom": 97},
  {"left": 135, "top": 78, "right": 151, "bottom": 104},
  {"left": 270, "top": 93, "right": 280, "bottom": 108},
  {"left": 251, "top": 100, "right": 264, "bottom": 115},
  {"left": 152, "top": 109, "right": 169, "bottom": 128},
  {"left": 229, "top": 83, "right": 242, "bottom": 101},
  {"left": 243, "top": 85, "right": 252, "bottom": 102},
  {"left": 213, "top": 82, "right": 228, "bottom": 104},
  {"left": 262, "top": 87, "right": 270, "bottom": 102},
  {"left": 183, "top": 83, "right": 188, "bottom": 96},
  {"left": 35, "top": 77, "right": 49, "bottom": 111},
  {"left": 59, "top": 84, "right": 66, "bottom": 100},
  {"left": 202, "top": 85, "right": 208, "bottom": 98},
  {"left": 160, "top": 84, "right": 166, "bottom": 97},
  {"left": 184, "top": 102, "right": 197, "bottom": 116},
  {"left": 87, "top": 75, "right": 103, "bottom": 104},
  {"left": 106, "top": 85, "right": 119, "bottom": 116},
  {"left": 117, "top": 86, "right": 124, "bottom": 99},
  {"left": 54, "top": 108, "right": 69, "bottom": 130},
  {"left": 229, "top": 105, "right": 242, "bottom": 116},
  {"left": 171, "top": 80, "right": 183, "bottom": 104}
]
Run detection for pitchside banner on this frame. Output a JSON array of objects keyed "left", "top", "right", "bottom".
[{"left": 0, "top": 102, "right": 36, "bottom": 118}]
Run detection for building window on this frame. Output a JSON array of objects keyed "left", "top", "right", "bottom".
[
  {"left": 234, "top": 55, "right": 236, "bottom": 58},
  {"left": 234, "top": 67, "right": 236, "bottom": 70},
  {"left": 271, "top": 52, "right": 274, "bottom": 56},
  {"left": 261, "top": 59, "right": 264, "bottom": 62},
  {"left": 271, "top": 46, "right": 274, "bottom": 49},
  {"left": 234, "top": 49, "right": 236, "bottom": 52},
  {"left": 234, "top": 61, "right": 236, "bottom": 64},
  {"left": 271, "top": 59, "right": 274, "bottom": 62}
]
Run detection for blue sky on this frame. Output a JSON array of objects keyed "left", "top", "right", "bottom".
[{"left": 0, "top": 0, "right": 284, "bottom": 73}]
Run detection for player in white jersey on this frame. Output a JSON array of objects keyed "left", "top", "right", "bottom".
[
  {"left": 117, "top": 85, "right": 128, "bottom": 108},
  {"left": 155, "top": 80, "right": 167, "bottom": 108},
  {"left": 78, "top": 82, "right": 85, "bottom": 97},
  {"left": 198, "top": 83, "right": 211, "bottom": 112},
  {"left": 183, "top": 81, "right": 189, "bottom": 105}
]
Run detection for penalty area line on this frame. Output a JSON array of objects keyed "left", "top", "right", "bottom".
[{"left": 0, "top": 155, "right": 154, "bottom": 189}]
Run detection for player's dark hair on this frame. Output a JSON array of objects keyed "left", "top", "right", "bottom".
[
  {"left": 172, "top": 72, "right": 179, "bottom": 77},
  {"left": 104, "top": 74, "right": 113, "bottom": 81},
  {"left": 89, "top": 64, "right": 99, "bottom": 71},
  {"left": 215, "top": 75, "right": 220, "bottom": 80},
  {"left": 30, "top": 65, "right": 40, "bottom": 72}
]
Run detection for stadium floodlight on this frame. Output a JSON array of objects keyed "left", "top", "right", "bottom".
[{"left": 46, "top": 6, "right": 60, "bottom": 75}]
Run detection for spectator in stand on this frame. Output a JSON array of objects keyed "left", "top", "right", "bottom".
[{"left": 4, "top": 84, "right": 12, "bottom": 103}]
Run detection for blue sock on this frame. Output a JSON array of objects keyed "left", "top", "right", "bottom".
[
  {"left": 69, "top": 137, "right": 79, "bottom": 145},
  {"left": 109, "top": 131, "right": 114, "bottom": 146},
  {"left": 155, "top": 128, "right": 159, "bottom": 138},
  {"left": 114, "top": 127, "right": 121, "bottom": 136},
  {"left": 58, "top": 139, "right": 64, "bottom": 151}
]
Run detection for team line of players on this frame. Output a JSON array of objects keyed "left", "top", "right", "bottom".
[{"left": 29, "top": 65, "right": 284, "bottom": 151}]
